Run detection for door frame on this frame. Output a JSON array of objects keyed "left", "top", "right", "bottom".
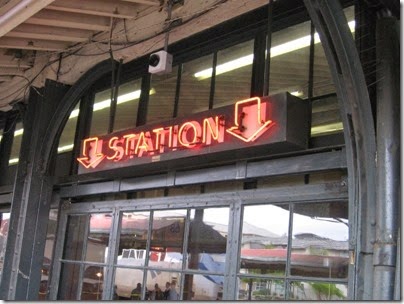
[{"left": 49, "top": 181, "right": 348, "bottom": 300}]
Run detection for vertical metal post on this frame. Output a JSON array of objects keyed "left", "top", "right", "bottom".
[
  {"left": 373, "top": 15, "right": 400, "bottom": 300},
  {"left": 0, "top": 80, "right": 70, "bottom": 300},
  {"left": 302, "top": 0, "right": 377, "bottom": 299},
  {"left": 262, "top": 0, "right": 273, "bottom": 96}
]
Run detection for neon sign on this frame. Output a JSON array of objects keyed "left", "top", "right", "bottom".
[{"left": 77, "top": 94, "right": 309, "bottom": 173}]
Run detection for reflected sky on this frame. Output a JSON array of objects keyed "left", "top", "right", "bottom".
[{"left": 203, "top": 204, "right": 348, "bottom": 241}]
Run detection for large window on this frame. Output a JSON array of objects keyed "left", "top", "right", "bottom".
[
  {"left": 58, "top": 102, "right": 81, "bottom": 154},
  {"left": 147, "top": 66, "right": 179, "bottom": 124},
  {"left": 9, "top": 122, "right": 23, "bottom": 166},
  {"left": 89, "top": 79, "right": 142, "bottom": 137},
  {"left": 214, "top": 39, "right": 254, "bottom": 108},
  {"left": 114, "top": 207, "right": 229, "bottom": 301},
  {"left": 237, "top": 201, "right": 348, "bottom": 301},
  {"left": 177, "top": 54, "right": 213, "bottom": 117},
  {"left": 56, "top": 6, "right": 355, "bottom": 174},
  {"left": 53, "top": 175, "right": 349, "bottom": 301},
  {"left": 58, "top": 213, "right": 112, "bottom": 300}
]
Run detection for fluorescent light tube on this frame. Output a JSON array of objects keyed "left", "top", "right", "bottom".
[{"left": 195, "top": 21, "right": 355, "bottom": 80}]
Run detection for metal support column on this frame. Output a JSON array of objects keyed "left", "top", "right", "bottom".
[
  {"left": 0, "top": 80, "right": 70, "bottom": 300},
  {"left": 303, "top": 0, "right": 377, "bottom": 299},
  {"left": 373, "top": 15, "right": 400, "bottom": 300}
]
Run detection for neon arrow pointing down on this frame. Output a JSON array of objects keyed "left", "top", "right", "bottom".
[
  {"left": 226, "top": 97, "right": 275, "bottom": 142},
  {"left": 77, "top": 137, "right": 106, "bottom": 169}
]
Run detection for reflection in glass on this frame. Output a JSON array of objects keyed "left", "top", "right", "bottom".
[
  {"left": 288, "top": 281, "right": 347, "bottom": 300},
  {"left": 148, "top": 66, "right": 178, "bottom": 124},
  {"left": 183, "top": 274, "right": 223, "bottom": 301},
  {"left": 312, "top": 43, "right": 335, "bottom": 97},
  {"left": 291, "top": 202, "right": 349, "bottom": 279},
  {"left": 115, "top": 212, "right": 153, "bottom": 299},
  {"left": 237, "top": 278, "right": 285, "bottom": 301},
  {"left": 57, "top": 101, "right": 80, "bottom": 154},
  {"left": 177, "top": 54, "right": 213, "bottom": 117},
  {"left": 58, "top": 263, "right": 80, "bottom": 300},
  {"left": 187, "top": 208, "right": 228, "bottom": 271},
  {"left": 9, "top": 122, "right": 23, "bottom": 165},
  {"left": 114, "top": 80, "right": 141, "bottom": 131},
  {"left": 81, "top": 266, "right": 104, "bottom": 300},
  {"left": 311, "top": 95, "right": 342, "bottom": 137},
  {"left": 90, "top": 88, "right": 111, "bottom": 136},
  {"left": 150, "top": 210, "right": 186, "bottom": 269},
  {"left": 117, "top": 212, "right": 150, "bottom": 267},
  {"left": 145, "top": 271, "right": 181, "bottom": 300},
  {"left": 114, "top": 267, "right": 144, "bottom": 299},
  {"left": 38, "top": 209, "right": 58, "bottom": 300},
  {"left": 63, "top": 215, "right": 87, "bottom": 261},
  {"left": 85, "top": 213, "right": 112, "bottom": 263},
  {"left": 0, "top": 212, "right": 9, "bottom": 286},
  {"left": 240, "top": 204, "right": 290, "bottom": 276},
  {"left": 269, "top": 21, "right": 311, "bottom": 98},
  {"left": 168, "top": 185, "right": 201, "bottom": 196},
  {"left": 214, "top": 40, "right": 254, "bottom": 107}
]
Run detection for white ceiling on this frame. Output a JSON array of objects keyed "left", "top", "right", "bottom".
[
  {"left": 0, "top": 0, "right": 272, "bottom": 112},
  {"left": 0, "top": 0, "right": 163, "bottom": 110}
]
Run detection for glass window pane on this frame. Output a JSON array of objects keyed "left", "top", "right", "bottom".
[
  {"left": 177, "top": 54, "right": 213, "bottom": 117},
  {"left": 313, "top": 41, "right": 335, "bottom": 97},
  {"left": 58, "top": 263, "right": 80, "bottom": 300},
  {"left": 183, "top": 273, "right": 223, "bottom": 300},
  {"left": 136, "top": 189, "right": 165, "bottom": 199},
  {"left": 187, "top": 208, "right": 228, "bottom": 271},
  {"left": 85, "top": 213, "right": 112, "bottom": 263},
  {"left": 81, "top": 265, "right": 105, "bottom": 300},
  {"left": 9, "top": 122, "right": 23, "bottom": 165},
  {"left": 214, "top": 40, "right": 254, "bottom": 107},
  {"left": 150, "top": 210, "right": 186, "bottom": 269},
  {"left": 291, "top": 201, "right": 349, "bottom": 279},
  {"left": 288, "top": 281, "right": 347, "bottom": 300},
  {"left": 237, "top": 278, "right": 285, "bottom": 301},
  {"left": 117, "top": 211, "right": 150, "bottom": 267},
  {"left": 63, "top": 215, "right": 87, "bottom": 261},
  {"left": 269, "top": 21, "right": 311, "bottom": 98},
  {"left": 114, "top": 80, "right": 141, "bottom": 132},
  {"left": 114, "top": 267, "right": 145, "bottom": 299},
  {"left": 204, "top": 180, "right": 244, "bottom": 193},
  {"left": 240, "top": 204, "right": 290, "bottom": 276},
  {"left": 310, "top": 7, "right": 354, "bottom": 136},
  {"left": 58, "top": 101, "right": 80, "bottom": 154},
  {"left": 90, "top": 88, "right": 111, "bottom": 136},
  {"left": 311, "top": 94, "right": 342, "bottom": 137},
  {"left": 168, "top": 185, "right": 201, "bottom": 196},
  {"left": 147, "top": 66, "right": 178, "bottom": 124},
  {"left": 145, "top": 271, "right": 181, "bottom": 300},
  {"left": 39, "top": 209, "right": 58, "bottom": 300},
  {"left": 0, "top": 212, "right": 10, "bottom": 284}
]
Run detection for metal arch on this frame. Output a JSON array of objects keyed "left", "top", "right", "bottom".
[
  {"left": 38, "top": 59, "right": 117, "bottom": 176},
  {"left": 302, "top": 0, "right": 377, "bottom": 300}
]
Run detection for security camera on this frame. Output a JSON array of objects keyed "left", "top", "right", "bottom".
[{"left": 148, "top": 50, "right": 173, "bottom": 75}]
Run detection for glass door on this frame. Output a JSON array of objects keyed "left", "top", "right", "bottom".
[
  {"left": 57, "top": 213, "right": 113, "bottom": 300},
  {"left": 51, "top": 202, "right": 233, "bottom": 301},
  {"left": 49, "top": 181, "right": 349, "bottom": 301},
  {"left": 113, "top": 207, "right": 230, "bottom": 301}
]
